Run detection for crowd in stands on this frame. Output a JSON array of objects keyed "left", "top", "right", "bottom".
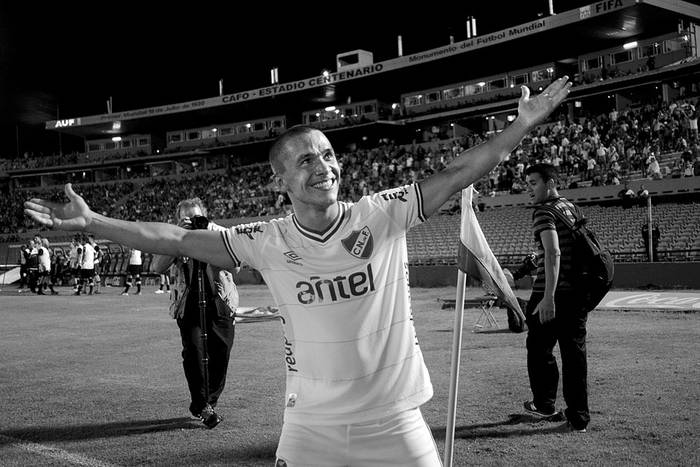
[
  {"left": 482, "top": 97, "right": 700, "bottom": 195},
  {"left": 3, "top": 97, "right": 700, "bottom": 239},
  {"left": 0, "top": 182, "right": 134, "bottom": 239},
  {"left": 0, "top": 150, "right": 153, "bottom": 172},
  {"left": 113, "top": 166, "right": 275, "bottom": 223}
]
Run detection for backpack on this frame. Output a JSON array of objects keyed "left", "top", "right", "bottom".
[{"left": 536, "top": 203, "right": 614, "bottom": 311}]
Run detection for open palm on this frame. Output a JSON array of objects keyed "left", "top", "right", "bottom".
[
  {"left": 24, "top": 183, "right": 92, "bottom": 231},
  {"left": 518, "top": 76, "right": 572, "bottom": 128}
]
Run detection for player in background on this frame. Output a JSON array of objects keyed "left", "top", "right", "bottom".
[
  {"left": 37, "top": 237, "right": 57, "bottom": 295},
  {"left": 91, "top": 236, "right": 103, "bottom": 294},
  {"left": 68, "top": 236, "right": 82, "bottom": 292},
  {"left": 155, "top": 272, "right": 171, "bottom": 294},
  {"left": 76, "top": 235, "right": 96, "bottom": 295},
  {"left": 122, "top": 247, "right": 143, "bottom": 296},
  {"left": 17, "top": 242, "right": 30, "bottom": 292}
]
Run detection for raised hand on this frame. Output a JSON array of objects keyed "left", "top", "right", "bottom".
[
  {"left": 24, "top": 183, "right": 93, "bottom": 231},
  {"left": 517, "top": 76, "right": 572, "bottom": 129}
]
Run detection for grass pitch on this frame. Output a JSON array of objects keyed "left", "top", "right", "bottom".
[{"left": 0, "top": 284, "right": 698, "bottom": 466}]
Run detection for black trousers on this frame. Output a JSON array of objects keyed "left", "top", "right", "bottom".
[
  {"left": 177, "top": 301, "right": 235, "bottom": 415},
  {"left": 526, "top": 291, "right": 590, "bottom": 430}
]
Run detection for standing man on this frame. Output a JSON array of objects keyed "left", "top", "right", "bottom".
[
  {"left": 77, "top": 235, "right": 96, "bottom": 295},
  {"left": 522, "top": 163, "right": 590, "bottom": 433},
  {"left": 17, "top": 242, "right": 30, "bottom": 292},
  {"left": 26, "top": 239, "right": 39, "bottom": 293},
  {"left": 24, "top": 77, "right": 570, "bottom": 464},
  {"left": 91, "top": 236, "right": 103, "bottom": 294},
  {"left": 122, "top": 247, "right": 143, "bottom": 296},
  {"left": 37, "top": 237, "right": 57, "bottom": 295},
  {"left": 151, "top": 198, "right": 238, "bottom": 428},
  {"left": 155, "top": 272, "right": 171, "bottom": 295},
  {"left": 68, "top": 236, "right": 82, "bottom": 292}
]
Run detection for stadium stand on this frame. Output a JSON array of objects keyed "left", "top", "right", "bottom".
[{"left": 2, "top": 0, "right": 700, "bottom": 287}]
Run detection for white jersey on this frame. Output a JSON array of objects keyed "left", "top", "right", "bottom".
[
  {"left": 69, "top": 244, "right": 79, "bottom": 268},
  {"left": 221, "top": 184, "right": 433, "bottom": 425},
  {"left": 38, "top": 247, "right": 51, "bottom": 272},
  {"left": 81, "top": 243, "right": 96, "bottom": 269},
  {"left": 128, "top": 249, "right": 142, "bottom": 265}
]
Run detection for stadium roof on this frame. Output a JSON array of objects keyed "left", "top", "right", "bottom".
[{"left": 41, "top": 0, "right": 700, "bottom": 140}]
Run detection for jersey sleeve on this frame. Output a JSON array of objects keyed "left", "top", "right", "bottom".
[
  {"left": 219, "top": 221, "right": 268, "bottom": 270},
  {"left": 367, "top": 184, "right": 427, "bottom": 235}
]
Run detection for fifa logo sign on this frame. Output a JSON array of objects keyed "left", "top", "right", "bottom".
[{"left": 296, "top": 263, "right": 375, "bottom": 304}]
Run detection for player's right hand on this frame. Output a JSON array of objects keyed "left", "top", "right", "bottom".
[{"left": 24, "top": 183, "right": 93, "bottom": 231}]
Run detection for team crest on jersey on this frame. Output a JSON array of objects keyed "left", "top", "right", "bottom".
[{"left": 341, "top": 226, "right": 373, "bottom": 259}]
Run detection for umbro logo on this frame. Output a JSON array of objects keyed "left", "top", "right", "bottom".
[
  {"left": 284, "top": 250, "right": 303, "bottom": 265},
  {"left": 341, "top": 226, "right": 373, "bottom": 259}
]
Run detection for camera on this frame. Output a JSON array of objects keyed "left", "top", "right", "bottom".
[{"left": 190, "top": 215, "right": 209, "bottom": 230}]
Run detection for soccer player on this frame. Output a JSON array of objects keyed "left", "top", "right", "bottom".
[
  {"left": 68, "top": 236, "right": 82, "bottom": 292},
  {"left": 122, "top": 247, "right": 143, "bottom": 296},
  {"left": 37, "top": 237, "right": 57, "bottom": 295},
  {"left": 90, "top": 236, "right": 103, "bottom": 294},
  {"left": 155, "top": 272, "right": 170, "bottom": 294},
  {"left": 24, "top": 77, "right": 570, "bottom": 465},
  {"left": 26, "top": 238, "right": 39, "bottom": 293},
  {"left": 77, "top": 235, "right": 96, "bottom": 295},
  {"left": 17, "top": 242, "right": 30, "bottom": 292}
]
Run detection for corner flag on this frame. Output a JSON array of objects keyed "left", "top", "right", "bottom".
[
  {"left": 444, "top": 185, "right": 526, "bottom": 466},
  {"left": 457, "top": 186, "right": 523, "bottom": 317}
]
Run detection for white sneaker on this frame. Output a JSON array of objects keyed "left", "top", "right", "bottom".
[
  {"left": 155, "top": 290, "right": 165, "bottom": 294},
  {"left": 121, "top": 292, "right": 129, "bottom": 296}
]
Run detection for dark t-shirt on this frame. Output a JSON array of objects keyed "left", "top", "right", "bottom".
[{"left": 532, "top": 198, "right": 577, "bottom": 292}]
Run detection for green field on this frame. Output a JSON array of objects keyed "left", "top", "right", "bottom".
[{"left": 0, "top": 284, "right": 698, "bottom": 466}]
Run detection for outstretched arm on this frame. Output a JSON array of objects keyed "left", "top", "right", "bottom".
[
  {"left": 419, "top": 76, "right": 572, "bottom": 217},
  {"left": 24, "top": 184, "right": 236, "bottom": 270}
]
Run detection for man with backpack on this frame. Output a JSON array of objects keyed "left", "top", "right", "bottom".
[{"left": 522, "top": 163, "right": 612, "bottom": 434}]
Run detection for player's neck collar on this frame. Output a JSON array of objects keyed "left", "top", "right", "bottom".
[{"left": 292, "top": 203, "right": 346, "bottom": 243}]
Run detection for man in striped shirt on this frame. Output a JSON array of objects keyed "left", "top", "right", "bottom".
[{"left": 523, "top": 163, "right": 590, "bottom": 433}]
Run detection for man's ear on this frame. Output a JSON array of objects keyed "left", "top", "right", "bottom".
[
  {"left": 273, "top": 173, "right": 287, "bottom": 192},
  {"left": 546, "top": 178, "right": 557, "bottom": 190}
]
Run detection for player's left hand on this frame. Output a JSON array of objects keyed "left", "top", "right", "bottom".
[{"left": 517, "top": 76, "right": 572, "bottom": 129}]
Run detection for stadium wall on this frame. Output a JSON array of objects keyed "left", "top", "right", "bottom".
[
  {"left": 480, "top": 176, "right": 700, "bottom": 208},
  {"left": 404, "top": 263, "right": 700, "bottom": 289}
]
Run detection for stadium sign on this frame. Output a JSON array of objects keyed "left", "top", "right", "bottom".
[
  {"left": 54, "top": 118, "right": 81, "bottom": 128},
  {"left": 45, "top": 0, "right": 635, "bottom": 130}
]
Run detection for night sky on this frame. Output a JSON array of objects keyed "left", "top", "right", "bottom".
[{"left": 0, "top": 0, "right": 693, "bottom": 157}]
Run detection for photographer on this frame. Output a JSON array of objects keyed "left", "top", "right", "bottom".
[{"left": 151, "top": 198, "right": 239, "bottom": 428}]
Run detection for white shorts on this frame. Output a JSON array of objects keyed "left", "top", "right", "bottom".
[{"left": 275, "top": 407, "right": 442, "bottom": 467}]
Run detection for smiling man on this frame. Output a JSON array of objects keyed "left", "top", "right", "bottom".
[{"left": 25, "top": 77, "right": 570, "bottom": 465}]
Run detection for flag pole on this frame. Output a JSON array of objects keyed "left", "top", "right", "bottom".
[{"left": 444, "top": 269, "right": 467, "bottom": 467}]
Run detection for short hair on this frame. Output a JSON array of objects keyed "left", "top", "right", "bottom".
[
  {"left": 268, "top": 125, "right": 319, "bottom": 174},
  {"left": 175, "top": 197, "right": 207, "bottom": 221},
  {"left": 525, "top": 163, "right": 559, "bottom": 184}
]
